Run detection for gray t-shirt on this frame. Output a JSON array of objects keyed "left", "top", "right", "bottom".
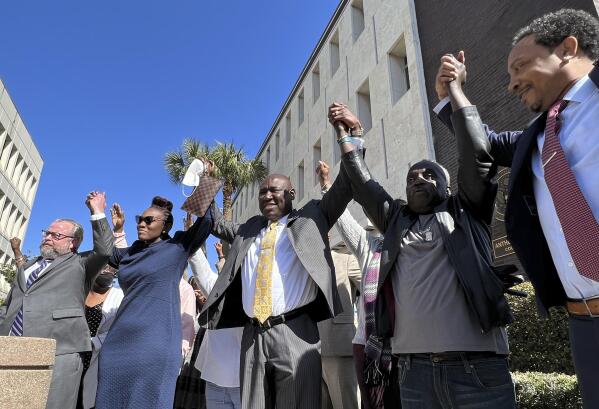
[{"left": 391, "top": 212, "right": 508, "bottom": 355}]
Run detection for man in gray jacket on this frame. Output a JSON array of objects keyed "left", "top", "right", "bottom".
[{"left": 0, "top": 191, "right": 114, "bottom": 409}]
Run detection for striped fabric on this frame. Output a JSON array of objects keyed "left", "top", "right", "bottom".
[
  {"left": 362, "top": 241, "right": 395, "bottom": 408},
  {"left": 9, "top": 259, "right": 48, "bottom": 336},
  {"left": 542, "top": 99, "right": 599, "bottom": 282}
]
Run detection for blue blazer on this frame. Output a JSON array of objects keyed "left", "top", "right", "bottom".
[{"left": 438, "top": 64, "right": 599, "bottom": 315}]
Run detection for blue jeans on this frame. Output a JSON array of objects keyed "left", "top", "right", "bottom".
[
  {"left": 397, "top": 354, "right": 515, "bottom": 409},
  {"left": 205, "top": 381, "right": 242, "bottom": 409}
]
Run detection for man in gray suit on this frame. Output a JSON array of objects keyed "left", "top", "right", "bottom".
[
  {"left": 318, "top": 246, "right": 361, "bottom": 409},
  {"left": 199, "top": 127, "right": 366, "bottom": 408},
  {"left": 0, "top": 191, "right": 113, "bottom": 409}
]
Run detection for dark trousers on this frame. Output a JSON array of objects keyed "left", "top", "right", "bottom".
[
  {"left": 240, "top": 313, "right": 321, "bottom": 409},
  {"left": 568, "top": 315, "right": 599, "bottom": 408},
  {"left": 397, "top": 354, "right": 515, "bottom": 409}
]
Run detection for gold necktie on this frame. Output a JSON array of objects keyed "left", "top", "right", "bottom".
[{"left": 253, "top": 221, "right": 279, "bottom": 323}]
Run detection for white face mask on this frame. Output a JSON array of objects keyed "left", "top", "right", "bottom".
[{"left": 182, "top": 159, "right": 206, "bottom": 187}]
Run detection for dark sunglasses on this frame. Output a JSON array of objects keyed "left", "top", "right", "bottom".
[{"left": 135, "top": 215, "right": 165, "bottom": 225}]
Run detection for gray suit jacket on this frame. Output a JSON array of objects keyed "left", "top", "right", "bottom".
[
  {"left": 0, "top": 218, "right": 114, "bottom": 355},
  {"left": 318, "top": 250, "right": 361, "bottom": 357},
  {"left": 199, "top": 164, "right": 358, "bottom": 329}
]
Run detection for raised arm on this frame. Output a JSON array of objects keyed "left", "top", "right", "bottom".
[
  {"left": 188, "top": 247, "right": 218, "bottom": 296},
  {"left": 329, "top": 103, "right": 396, "bottom": 233},
  {"left": 83, "top": 191, "right": 114, "bottom": 284},
  {"left": 434, "top": 52, "right": 522, "bottom": 168},
  {"left": 10, "top": 238, "right": 26, "bottom": 268},
  {"left": 439, "top": 53, "right": 498, "bottom": 223},
  {"left": 210, "top": 203, "right": 240, "bottom": 244},
  {"left": 317, "top": 160, "right": 369, "bottom": 264}
]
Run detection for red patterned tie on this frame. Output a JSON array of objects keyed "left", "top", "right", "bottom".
[{"left": 542, "top": 99, "right": 599, "bottom": 282}]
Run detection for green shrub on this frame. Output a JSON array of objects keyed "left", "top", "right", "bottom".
[
  {"left": 506, "top": 282, "right": 574, "bottom": 374},
  {"left": 514, "top": 371, "right": 581, "bottom": 409}
]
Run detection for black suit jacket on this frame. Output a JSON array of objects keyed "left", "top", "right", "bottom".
[
  {"left": 438, "top": 65, "right": 599, "bottom": 315},
  {"left": 199, "top": 163, "right": 356, "bottom": 329}
]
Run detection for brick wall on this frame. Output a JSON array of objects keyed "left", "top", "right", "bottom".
[{"left": 414, "top": 1, "right": 598, "bottom": 267}]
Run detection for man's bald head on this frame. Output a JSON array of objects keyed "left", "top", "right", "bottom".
[{"left": 258, "top": 174, "right": 296, "bottom": 221}]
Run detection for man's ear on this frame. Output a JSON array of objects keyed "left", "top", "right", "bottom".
[
  {"left": 560, "top": 36, "right": 579, "bottom": 61},
  {"left": 288, "top": 188, "right": 296, "bottom": 200},
  {"left": 71, "top": 240, "right": 81, "bottom": 253}
]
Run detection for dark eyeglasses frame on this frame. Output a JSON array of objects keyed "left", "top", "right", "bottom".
[
  {"left": 135, "top": 215, "right": 166, "bottom": 225},
  {"left": 42, "top": 230, "right": 74, "bottom": 241}
]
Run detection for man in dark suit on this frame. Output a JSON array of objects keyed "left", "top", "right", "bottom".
[
  {"left": 434, "top": 9, "right": 599, "bottom": 407},
  {"left": 0, "top": 191, "right": 114, "bottom": 409},
  {"left": 199, "top": 129, "right": 362, "bottom": 409}
]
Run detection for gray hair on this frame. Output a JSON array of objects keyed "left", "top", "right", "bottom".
[{"left": 55, "top": 218, "right": 84, "bottom": 248}]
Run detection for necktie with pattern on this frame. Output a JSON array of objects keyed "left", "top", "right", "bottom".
[
  {"left": 253, "top": 221, "right": 279, "bottom": 323},
  {"left": 542, "top": 99, "right": 599, "bottom": 282},
  {"left": 10, "top": 259, "right": 48, "bottom": 336}
]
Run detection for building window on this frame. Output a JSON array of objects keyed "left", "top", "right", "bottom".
[
  {"left": 275, "top": 131, "right": 280, "bottom": 162},
  {"left": 330, "top": 30, "right": 340, "bottom": 77},
  {"left": 357, "top": 80, "right": 373, "bottom": 133},
  {"left": 388, "top": 36, "right": 410, "bottom": 104},
  {"left": 313, "top": 139, "right": 321, "bottom": 185},
  {"left": 298, "top": 90, "right": 305, "bottom": 126},
  {"left": 0, "top": 136, "right": 12, "bottom": 170},
  {"left": 285, "top": 112, "right": 292, "bottom": 144},
  {"left": 297, "top": 161, "right": 305, "bottom": 201},
  {"left": 312, "top": 64, "right": 321, "bottom": 104},
  {"left": 264, "top": 146, "right": 270, "bottom": 173},
  {"left": 27, "top": 177, "right": 38, "bottom": 204},
  {"left": 351, "top": 0, "right": 365, "bottom": 42}
]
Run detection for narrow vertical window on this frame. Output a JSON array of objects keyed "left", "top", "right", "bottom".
[
  {"left": 357, "top": 80, "right": 373, "bottom": 133},
  {"left": 286, "top": 112, "right": 292, "bottom": 143},
  {"left": 312, "top": 64, "right": 320, "bottom": 104},
  {"left": 298, "top": 161, "right": 305, "bottom": 201},
  {"left": 330, "top": 31, "right": 340, "bottom": 77},
  {"left": 298, "top": 90, "right": 305, "bottom": 126},
  {"left": 388, "top": 35, "right": 410, "bottom": 104},
  {"left": 313, "top": 139, "right": 321, "bottom": 185},
  {"left": 351, "top": 0, "right": 365, "bottom": 42}
]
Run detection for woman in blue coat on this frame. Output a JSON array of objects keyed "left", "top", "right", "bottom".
[{"left": 95, "top": 195, "right": 213, "bottom": 409}]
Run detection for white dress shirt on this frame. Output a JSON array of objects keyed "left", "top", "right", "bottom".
[
  {"left": 241, "top": 214, "right": 317, "bottom": 318},
  {"left": 532, "top": 75, "right": 599, "bottom": 299},
  {"left": 434, "top": 78, "right": 599, "bottom": 299},
  {"left": 23, "top": 259, "right": 51, "bottom": 282},
  {"left": 189, "top": 249, "right": 243, "bottom": 388}
]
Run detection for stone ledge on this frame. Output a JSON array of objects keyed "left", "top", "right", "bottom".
[
  {"left": 0, "top": 369, "right": 53, "bottom": 409},
  {"left": 0, "top": 336, "right": 56, "bottom": 366}
]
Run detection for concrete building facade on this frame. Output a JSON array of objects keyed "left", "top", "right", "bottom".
[
  {"left": 232, "top": 0, "right": 434, "bottom": 246},
  {"left": 0, "top": 80, "right": 43, "bottom": 264},
  {"left": 230, "top": 0, "right": 599, "bottom": 255}
]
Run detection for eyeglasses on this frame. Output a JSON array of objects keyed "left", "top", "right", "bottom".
[
  {"left": 42, "top": 230, "right": 74, "bottom": 240},
  {"left": 135, "top": 215, "right": 165, "bottom": 225}
]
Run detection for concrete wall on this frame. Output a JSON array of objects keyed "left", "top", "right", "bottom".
[
  {"left": 0, "top": 80, "right": 43, "bottom": 286},
  {"left": 232, "top": 0, "right": 434, "bottom": 246}
]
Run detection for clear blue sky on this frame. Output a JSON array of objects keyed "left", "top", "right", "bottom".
[{"left": 2, "top": 0, "right": 339, "bottom": 266}]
